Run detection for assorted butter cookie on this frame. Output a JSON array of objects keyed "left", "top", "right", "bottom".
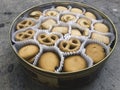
[
  {"left": 45, "top": 10, "right": 59, "bottom": 16},
  {"left": 84, "top": 12, "right": 96, "bottom": 20},
  {"left": 59, "top": 38, "right": 81, "bottom": 52},
  {"left": 91, "top": 32, "right": 110, "bottom": 44},
  {"left": 70, "top": 8, "right": 83, "bottom": 14},
  {"left": 56, "top": 6, "right": 68, "bottom": 11},
  {"left": 94, "top": 22, "right": 109, "bottom": 33},
  {"left": 71, "top": 28, "right": 89, "bottom": 36},
  {"left": 77, "top": 18, "right": 91, "bottom": 28},
  {"left": 63, "top": 55, "right": 87, "bottom": 72},
  {"left": 40, "top": 19, "right": 57, "bottom": 29},
  {"left": 61, "top": 14, "right": 76, "bottom": 22},
  {"left": 85, "top": 43, "right": 106, "bottom": 64},
  {"left": 51, "top": 26, "right": 68, "bottom": 35},
  {"left": 18, "top": 45, "right": 39, "bottom": 61},
  {"left": 38, "top": 52, "right": 59, "bottom": 72},
  {"left": 37, "top": 33, "right": 59, "bottom": 46},
  {"left": 71, "top": 29, "right": 82, "bottom": 36},
  {"left": 15, "top": 29, "right": 35, "bottom": 41},
  {"left": 83, "top": 30, "right": 89, "bottom": 36},
  {"left": 29, "top": 10, "right": 42, "bottom": 19},
  {"left": 16, "top": 19, "right": 35, "bottom": 30}
]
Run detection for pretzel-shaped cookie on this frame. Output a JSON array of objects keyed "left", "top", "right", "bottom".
[
  {"left": 37, "top": 33, "right": 59, "bottom": 46},
  {"left": 59, "top": 38, "right": 81, "bottom": 52},
  {"left": 15, "top": 30, "right": 35, "bottom": 41},
  {"left": 61, "top": 14, "right": 76, "bottom": 22},
  {"left": 16, "top": 19, "right": 35, "bottom": 30}
]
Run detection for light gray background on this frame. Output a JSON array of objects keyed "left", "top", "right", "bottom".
[{"left": 0, "top": 0, "right": 120, "bottom": 90}]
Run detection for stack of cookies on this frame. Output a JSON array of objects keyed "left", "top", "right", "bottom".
[{"left": 11, "top": 5, "right": 115, "bottom": 73}]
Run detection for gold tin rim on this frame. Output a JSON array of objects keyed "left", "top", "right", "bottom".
[{"left": 9, "top": 1, "right": 118, "bottom": 75}]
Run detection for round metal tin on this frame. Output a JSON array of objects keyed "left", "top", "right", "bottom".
[{"left": 9, "top": 2, "right": 117, "bottom": 88}]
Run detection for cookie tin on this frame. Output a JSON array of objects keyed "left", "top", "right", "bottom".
[{"left": 9, "top": 2, "right": 117, "bottom": 88}]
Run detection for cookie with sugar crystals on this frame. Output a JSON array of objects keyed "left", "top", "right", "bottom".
[
  {"left": 52, "top": 26, "right": 68, "bottom": 35},
  {"left": 91, "top": 32, "right": 110, "bottom": 44},
  {"left": 40, "top": 19, "right": 57, "bottom": 29}
]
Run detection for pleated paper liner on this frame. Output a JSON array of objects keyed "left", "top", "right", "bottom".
[
  {"left": 33, "top": 45, "right": 64, "bottom": 73},
  {"left": 13, "top": 40, "right": 41, "bottom": 64}
]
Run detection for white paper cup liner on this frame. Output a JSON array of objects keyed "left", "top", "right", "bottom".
[
  {"left": 12, "top": 28, "right": 37, "bottom": 43},
  {"left": 55, "top": 36, "right": 85, "bottom": 56},
  {"left": 90, "top": 31, "right": 115, "bottom": 46},
  {"left": 91, "top": 19, "right": 114, "bottom": 33},
  {"left": 76, "top": 15, "right": 93, "bottom": 30},
  {"left": 84, "top": 8, "right": 103, "bottom": 20},
  {"left": 50, "top": 22, "right": 71, "bottom": 37},
  {"left": 23, "top": 8, "right": 44, "bottom": 20},
  {"left": 62, "top": 52, "right": 93, "bottom": 72},
  {"left": 69, "top": 6, "right": 86, "bottom": 15},
  {"left": 83, "top": 39, "right": 110, "bottom": 58},
  {"left": 33, "top": 45, "right": 64, "bottom": 73},
  {"left": 14, "top": 18, "right": 38, "bottom": 32},
  {"left": 43, "top": 8, "right": 60, "bottom": 18},
  {"left": 59, "top": 12, "right": 79, "bottom": 24},
  {"left": 13, "top": 40, "right": 41, "bottom": 64},
  {"left": 70, "top": 22, "right": 91, "bottom": 38},
  {"left": 53, "top": 5, "right": 71, "bottom": 13},
  {"left": 36, "top": 16, "right": 58, "bottom": 31},
  {"left": 34, "top": 30, "right": 63, "bottom": 47}
]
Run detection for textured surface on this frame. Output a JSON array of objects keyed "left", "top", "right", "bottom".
[{"left": 0, "top": 0, "right": 120, "bottom": 90}]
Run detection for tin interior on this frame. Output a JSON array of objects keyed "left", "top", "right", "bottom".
[{"left": 10, "top": 2, "right": 117, "bottom": 75}]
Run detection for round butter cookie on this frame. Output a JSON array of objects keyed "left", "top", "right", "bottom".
[
  {"left": 64, "top": 55, "right": 87, "bottom": 72},
  {"left": 85, "top": 43, "right": 106, "bottom": 63},
  {"left": 38, "top": 52, "right": 59, "bottom": 72}
]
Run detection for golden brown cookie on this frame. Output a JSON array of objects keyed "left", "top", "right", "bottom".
[
  {"left": 83, "top": 30, "right": 89, "bottom": 36},
  {"left": 77, "top": 18, "right": 91, "bottom": 28},
  {"left": 28, "top": 57, "right": 35, "bottom": 64},
  {"left": 29, "top": 11, "right": 42, "bottom": 19},
  {"left": 45, "top": 10, "right": 58, "bottom": 16},
  {"left": 40, "top": 19, "right": 57, "bottom": 29},
  {"left": 18, "top": 45, "right": 39, "bottom": 60},
  {"left": 16, "top": 19, "right": 35, "bottom": 30},
  {"left": 70, "top": 8, "right": 83, "bottom": 14},
  {"left": 91, "top": 33, "right": 110, "bottom": 44},
  {"left": 85, "top": 43, "right": 106, "bottom": 63},
  {"left": 37, "top": 33, "right": 59, "bottom": 46},
  {"left": 64, "top": 55, "right": 87, "bottom": 72},
  {"left": 52, "top": 26, "right": 68, "bottom": 35},
  {"left": 94, "top": 23, "right": 109, "bottom": 33},
  {"left": 38, "top": 52, "right": 59, "bottom": 72},
  {"left": 84, "top": 12, "right": 96, "bottom": 19},
  {"left": 15, "top": 30, "right": 35, "bottom": 41},
  {"left": 56, "top": 6, "right": 67, "bottom": 11},
  {"left": 71, "top": 29, "right": 82, "bottom": 36},
  {"left": 61, "top": 14, "right": 76, "bottom": 22},
  {"left": 59, "top": 38, "right": 81, "bottom": 52}
]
